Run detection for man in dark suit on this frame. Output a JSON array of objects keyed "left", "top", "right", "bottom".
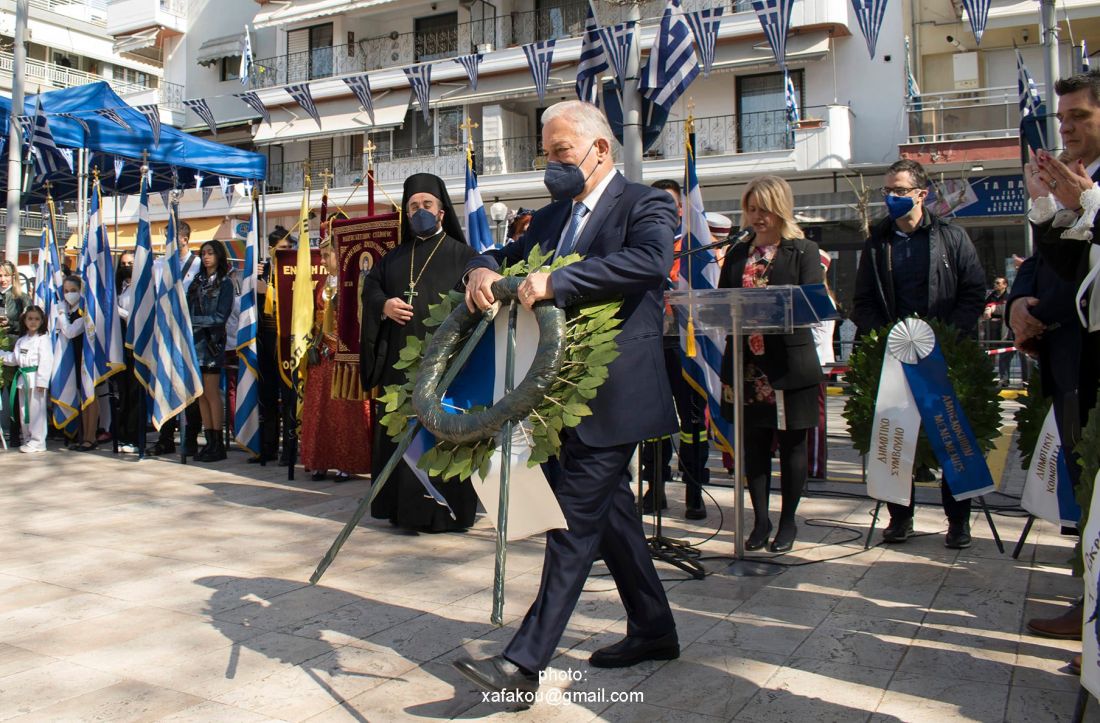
[{"left": 454, "top": 100, "right": 680, "bottom": 695}]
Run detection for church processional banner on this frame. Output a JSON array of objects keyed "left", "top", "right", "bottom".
[
  {"left": 273, "top": 248, "right": 326, "bottom": 387},
  {"left": 331, "top": 213, "right": 400, "bottom": 399}
]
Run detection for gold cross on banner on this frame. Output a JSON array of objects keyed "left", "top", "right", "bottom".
[
  {"left": 364, "top": 138, "right": 376, "bottom": 169},
  {"left": 460, "top": 117, "right": 478, "bottom": 150},
  {"left": 318, "top": 168, "right": 334, "bottom": 190}
]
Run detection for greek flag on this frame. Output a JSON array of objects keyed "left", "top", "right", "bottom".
[
  {"left": 640, "top": 0, "right": 700, "bottom": 112},
  {"left": 684, "top": 7, "right": 724, "bottom": 76},
  {"left": 962, "top": 0, "right": 990, "bottom": 44},
  {"left": 49, "top": 317, "right": 80, "bottom": 429},
  {"left": 523, "top": 40, "right": 556, "bottom": 102},
  {"left": 33, "top": 221, "right": 61, "bottom": 317},
  {"left": 343, "top": 74, "right": 375, "bottom": 123},
  {"left": 905, "top": 35, "right": 922, "bottom": 111},
  {"left": 233, "top": 91, "right": 270, "bottom": 127},
  {"left": 94, "top": 107, "right": 131, "bottom": 131},
  {"left": 465, "top": 155, "right": 494, "bottom": 253},
  {"left": 113, "top": 157, "right": 124, "bottom": 183},
  {"left": 598, "top": 22, "right": 635, "bottom": 90},
  {"left": 850, "top": 0, "right": 888, "bottom": 58},
  {"left": 785, "top": 70, "right": 800, "bottom": 125},
  {"left": 127, "top": 175, "right": 156, "bottom": 392},
  {"left": 55, "top": 112, "right": 90, "bottom": 135},
  {"left": 286, "top": 83, "right": 322, "bottom": 129},
  {"left": 454, "top": 53, "right": 484, "bottom": 90},
  {"left": 1083, "top": 41, "right": 1092, "bottom": 72},
  {"left": 184, "top": 98, "right": 218, "bottom": 135},
  {"left": 150, "top": 205, "right": 202, "bottom": 430},
  {"left": 239, "top": 25, "right": 254, "bottom": 86},
  {"left": 404, "top": 64, "right": 433, "bottom": 123},
  {"left": 27, "top": 97, "right": 68, "bottom": 182},
  {"left": 1017, "top": 48, "right": 1047, "bottom": 151},
  {"left": 136, "top": 104, "right": 161, "bottom": 147},
  {"left": 575, "top": 1, "right": 608, "bottom": 104},
  {"left": 752, "top": 0, "right": 794, "bottom": 68},
  {"left": 234, "top": 204, "right": 261, "bottom": 455},
  {"left": 678, "top": 132, "right": 732, "bottom": 454},
  {"left": 79, "top": 184, "right": 124, "bottom": 406}
]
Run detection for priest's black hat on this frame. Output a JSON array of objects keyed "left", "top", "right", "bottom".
[{"left": 400, "top": 172, "right": 467, "bottom": 245}]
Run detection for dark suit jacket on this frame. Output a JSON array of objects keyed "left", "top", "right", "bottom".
[
  {"left": 465, "top": 172, "right": 678, "bottom": 448},
  {"left": 718, "top": 236, "right": 826, "bottom": 392},
  {"left": 1007, "top": 253, "right": 1083, "bottom": 397}
]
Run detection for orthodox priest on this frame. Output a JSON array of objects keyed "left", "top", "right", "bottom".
[{"left": 361, "top": 173, "right": 478, "bottom": 533}]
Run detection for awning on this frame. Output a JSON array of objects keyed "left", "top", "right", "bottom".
[
  {"left": 253, "top": 0, "right": 400, "bottom": 29},
  {"left": 711, "top": 31, "right": 831, "bottom": 73},
  {"left": 113, "top": 27, "right": 162, "bottom": 55},
  {"left": 252, "top": 89, "right": 410, "bottom": 144},
  {"left": 196, "top": 34, "right": 242, "bottom": 67}
]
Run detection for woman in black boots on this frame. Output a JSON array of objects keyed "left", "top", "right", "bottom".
[
  {"left": 187, "top": 241, "right": 235, "bottom": 462},
  {"left": 720, "top": 176, "right": 825, "bottom": 553}
]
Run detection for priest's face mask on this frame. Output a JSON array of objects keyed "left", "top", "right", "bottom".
[{"left": 406, "top": 192, "right": 444, "bottom": 238}]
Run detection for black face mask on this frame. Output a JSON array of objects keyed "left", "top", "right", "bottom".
[
  {"left": 543, "top": 142, "right": 598, "bottom": 201},
  {"left": 117, "top": 266, "right": 133, "bottom": 282},
  {"left": 409, "top": 208, "right": 442, "bottom": 238}
]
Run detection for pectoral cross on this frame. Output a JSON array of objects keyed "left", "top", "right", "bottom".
[{"left": 404, "top": 285, "right": 418, "bottom": 304}]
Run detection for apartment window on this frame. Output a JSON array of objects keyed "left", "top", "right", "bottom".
[
  {"left": 287, "top": 23, "right": 333, "bottom": 82},
  {"left": 114, "top": 65, "right": 149, "bottom": 87},
  {"left": 393, "top": 107, "right": 462, "bottom": 156},
  {"left": 220, "top": 56, "right": 240, "bottom": 82},
  {"left": 309, "top": 138, "right": 334, "bottom": 169},
  {"left": 535, "top": 0, "right": 585, "bottom": 42},
  {"left": 736, "top": 70, "right": 803, "bottom": 153},
  {"left": 415, "top": 12, "right": 457, "bottom": 62}
]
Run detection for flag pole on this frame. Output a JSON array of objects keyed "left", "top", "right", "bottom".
[
  {"left": 4, "top": 0, "right": 28, "bottom": 263},
  {"left": 1040, "top": 0, "right": 1060, "bottom": 152},
  {"left": 622, "top": 0, "right": 643, "bottom": 183}
]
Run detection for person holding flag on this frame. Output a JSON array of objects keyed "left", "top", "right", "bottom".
[
  {"left": 186, "top": 241, "right": 235, "bottom": 462},
  {"left": 361, "top": 173, "right": 477, "bottom": 532}
]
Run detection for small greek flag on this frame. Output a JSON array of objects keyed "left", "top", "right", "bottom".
[
  {"left": 184, "top": 98, "right": 218, "bottom": 135},
  {"left": 136, "top": 104, "right": 161, "bottom": 147},
  {"left": 28, "top": 97, "right": 69, "bottom": 182},
  {"left": 113, "top": 157, "right": 124, "bottom": 183},
  {"left": 465, "top": 155, "right": 494, "bottom": 253},
  {"left": 523, "top": 40, "right": 556, "bottom": 102},
  {"left": 684, "top": 7, "right": 724, "bottom": 76},
  {"left": 850, "top": 0, "right": 888, "bottom": 58},
  {"left": 454, "top": 53, "right": 484, "bottom": 91},
  {"left": 55, "top": 112, "right": 90, "bottom": 134},
  {"left": 343, "top": 74, "right": 375, "bottom": 123},
  {"left": 404, "top": 64, "right": 433, "bottom": 123},
  {"left": 640, "top": 0, "right": 699, "bottom": 112},
  {"left": 1017, "top": 48, "right": 1047, "bottom": 151},
  {"left": 752, "top": 0, "right": 794, "bottom": 68},
  {"left": 239, "top": 25, "right": 254, "bottom": 86},
  {"left": 962, "top": 0, "right": 990, "bottom": 44},
  {"left": 95, "top": 107, "right": 131, "bottom": 131},
  {"left": 576, "top": 1, "right": 608, "bottom": 104},
  {"left": 233, "top": 91, "right": 270, "bottom": 127},
  {"left": 286, "top": 83, "right": 322, "bottom": 129},
  {"left": 1081, "top": 41, "right": 1091, "bottom": 72},
  {"left": 785, "top": 70, "right": 800, "bottom": 125},
  {"left": 598, "top": 22, "right": 635, "bottom": 90}
]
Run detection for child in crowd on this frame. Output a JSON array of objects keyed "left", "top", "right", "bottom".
[
  {"left": 55, "top": 275, "right": 100, "bottom": 451},
  {"left": 1, "top": 306, "right": 54, "bottom": 452}
]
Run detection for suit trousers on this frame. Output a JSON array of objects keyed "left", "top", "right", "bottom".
[
  {"left": 887, "top": 481, "right": 971, "bottom": 524},
  {"left": 504, "top": 431, "right": 676, "bottom": 672}
]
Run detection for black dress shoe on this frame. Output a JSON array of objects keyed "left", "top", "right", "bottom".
[
  {"left": 145, "top": 441, "right": 175, "bottom": 456},
  {"left": 769, "top": 522, "right": 797, "bottom": 553},
  {"left": 453, "top": 655, "right": 539, "bottom": 695},
  {"left": 684, "top": 505, "right": 706, "bottom": 520},
  {"left": 641, "top": 487, "right": 668, "bottom": 513},
  {"left": 745, "top": 521, "right": 772, "bottom": 551},
  {"left": 945, "top": 519, "right": 972, "bottom": 549},
  {"left": 590, "top": 632, "right": 679, "bottom": 668},
  {"left": 882, "top": 517, "right": 914, "bottom": 543}
]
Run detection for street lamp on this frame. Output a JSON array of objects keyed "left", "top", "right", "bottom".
[{"left": 489, "top": 199, "right": 509, "bottom": 248}]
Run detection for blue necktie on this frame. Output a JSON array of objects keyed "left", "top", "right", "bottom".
[{"left": 557, "top": 202, "right": 588, "bottom": 257}]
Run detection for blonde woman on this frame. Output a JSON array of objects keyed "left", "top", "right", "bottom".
[{"left": 719, "top": 175, "right": 825, "bottom": 553}]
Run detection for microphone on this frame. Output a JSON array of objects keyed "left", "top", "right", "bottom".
[{"left": 672, "top": 227, "right": 756, "bottom": 260}]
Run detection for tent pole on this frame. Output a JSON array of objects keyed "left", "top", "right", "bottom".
[
  {"left": 5, "top": 0, "right": 28, "bottom": 263},
  {"left": 260, "top": 181, "right": 267, "bottom": 263}
]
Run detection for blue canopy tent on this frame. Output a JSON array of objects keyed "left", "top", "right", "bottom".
[{"left": 0, "top": 82, "right": 266, "bottom": 204}]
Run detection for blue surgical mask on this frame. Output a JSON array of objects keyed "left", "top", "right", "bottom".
[
  {"left": 409, "top": 208, "right": 441, "bottom": 238},
  {"left": 543, "top": 143, "right": 597, "bottom": 201},
  {"left": 884, "top": 194, "right": 916, "bottom": 220}
]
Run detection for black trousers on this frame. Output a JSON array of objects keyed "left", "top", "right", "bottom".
[
  {"left": 887, "top": 481, "right": 971, "bottom": 524},
  {"left": 503, "top": 431, "right": 676, "bottom": 672},
  {"left": 258, "top": 325, "right": 294, "bottom": 458},
  {"left": 640, "top": 344, "right": 710, "bottom": 498}
]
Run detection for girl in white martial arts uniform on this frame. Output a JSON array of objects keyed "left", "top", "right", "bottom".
[{"left": 1, "top": 306, "right": 53, "bottom": 452}]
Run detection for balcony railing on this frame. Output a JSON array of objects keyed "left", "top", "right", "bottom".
[
  {"left": 29, "top": 0, "right": 108, "bottom": 26},
  {"left": 906, "top": 85, "right": 1042, "bottom": 143},
  {"left": 0, "top": 209, "right": 71, "bottom": 237},
  {"left": 0, "top": 51, "right": 151, "bottom": 95},
  {"left": 253, "top": 0, "right": 755, "bottom": 87}
]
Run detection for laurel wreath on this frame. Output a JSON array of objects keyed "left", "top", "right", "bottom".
[
  {"left": 377, "top": 245, "right": 623, "bottom": 482},
  {"left": 0, "top": 333, "right": 14, "bottom": 388},
  {"left": 842, "top": 319, "right": 1002, "bottom": 471}
]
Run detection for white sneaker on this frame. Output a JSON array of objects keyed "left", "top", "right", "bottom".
[
  {"left": 118, "top": 444, "right": 138, "bottom": 454},
  {"left": 19, "top": 444, "right": 45, "bottom": 454}
]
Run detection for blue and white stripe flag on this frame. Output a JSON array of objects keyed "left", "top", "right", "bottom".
[
  {"left": 1082, "top": 41, "right": 1092, "bottom": 72},
  {"left": 113, "top": 157, "right": 124, "bottom": 183},
  {"left": 343, "top": 74, "right": 375, "bottom": 123},
  {"left": 28, "top": 97, "right": 69, "bottom": 183},
  {"left": 576, "top": 0, "right": 608, "bottom": 104},
  {"left": 33, "top": 221, "right": 61, "bottom": 317},
  {"left": 233, "top": 91, "right": 271, "bottom": 127},
  {"left": 150, "top": 205, "right": 202, "bottom": 430},
  {"left": 522, "top": 40, "right": 556, "bottom": 102},
  {"left": 785, "top": 70, "right": 800, "bottom": 127},
  {"left": 640, "top": 0, "right": 700, "bottom": 112},
  {"left": 94, "top": 107, "right": 131, "bottom": 131},
  {"left": 239, "top": 25, "right": 254, "bottom": 86},
  {"left": 78, "top": 183, "right": 125, "bottom": 406},
  {"left": 684, "top": 7, "right": 724, "bottom": 76},
  {"left": 678, "top": 131, "right": 733, "bottom": 455},
  {"left": 127, "top": 174, "right": 156, "bottom": 392},
  {"left": 184, "top": 98, "right": 218, "bottom": 135},
  {"left": 454, "top": 53, "right": 484, "bottom": 90},
  {"left": 136, "top": 104, "right": 161, "bottom": 147},
  {"left": 850, "top": 0, "right": 888, "bottom": 58},
  {"left": 752, "top": 0, "right": 794, "bottom": 68},
  {"left": 962, "top": 0, "right": 990, "bottom": 44},
  {"left": 1017, "top": 48, "right": 1047, "bottom": 151},
  {"left": 465, "top": 155, "right": 494, "bottom": 253},
  {"left": 49, "top": 313, "right": 80, "bottom": 429},
  {"left": 286, "top": 83, "right": 322, "bottom": 129},
  {"left": 234, "top": 203, "right": 261, "bottom": 455},
  {"left": 404, "top": 64, "right": 433, "bottom": 123},
  {"left": 598, "top": 21, "right": 635, "bottom": 89},
  {"left": 55, "top": 112, "right": 90, "bottom": 135}
]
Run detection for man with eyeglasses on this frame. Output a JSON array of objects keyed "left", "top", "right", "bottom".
[{"left": 851, "top": 158, "right": 985, "bottom": 549}]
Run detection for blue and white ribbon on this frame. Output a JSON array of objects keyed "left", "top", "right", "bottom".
[
  {"left": 1021, "top": 407, "right": 1080, "bottom": 527},
  {"left": 867, "top": 318, "right": 995, "bottom": 505}
]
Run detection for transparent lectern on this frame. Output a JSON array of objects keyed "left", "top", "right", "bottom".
[{"left": 666, "top": 283, "right": 839, "bottom": 576}]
